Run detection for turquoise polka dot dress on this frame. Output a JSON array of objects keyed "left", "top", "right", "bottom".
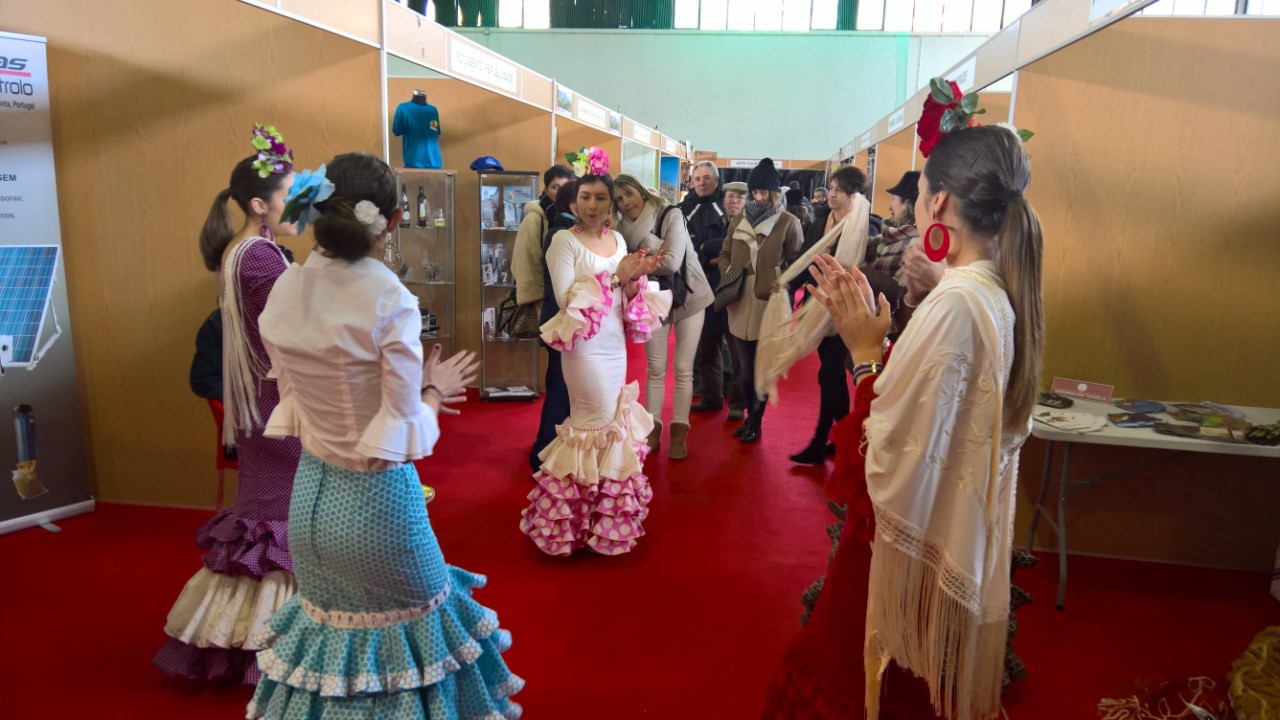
[{"left": 246, "top": 451, "right": 523, "bottom": 719}]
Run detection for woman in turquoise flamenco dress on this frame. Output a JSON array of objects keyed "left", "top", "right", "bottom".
[{"left": 252, "top": 152, "right": 523, "bottom": 719}]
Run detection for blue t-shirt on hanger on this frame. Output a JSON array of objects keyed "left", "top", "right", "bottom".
[{"left": 393, "top": 99, "right": 443, "bottom": 169}]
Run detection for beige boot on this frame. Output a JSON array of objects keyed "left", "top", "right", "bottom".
[
  {"left": 647, "top": 420, "right": 663, "bottom": 455},
  {"left": 668, "top": 422, "right": 690, "bottom": 460}
]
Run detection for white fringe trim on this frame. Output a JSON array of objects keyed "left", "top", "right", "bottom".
[
  {"left": 220, "top": 237, "right": 285, "bottom": 446},
  {"left": 864, "top": 513, "right": 1009, "bottom": 720}
]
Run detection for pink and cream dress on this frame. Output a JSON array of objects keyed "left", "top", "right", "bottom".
[{"left": 519, "top": 229, "right": 670, "bottom": 556}]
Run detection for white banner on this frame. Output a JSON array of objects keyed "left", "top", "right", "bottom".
[
  {"left": 576, "top": 99, "right": 608, "bottom": 129},
  {"left": 887, "top": 108, "right": 906, "bottom": 134},
  {"left": 729, "top": 159, "right": 758, "bottom": 168},
  {"left": 449, "top": 39, "right": 519, "bottom": 96},
  {"left": 0, "top": 31, "right": 93, "bottom": 533},
  {"left": 947, "top": 56, "right": 978, "bottom": 93}
]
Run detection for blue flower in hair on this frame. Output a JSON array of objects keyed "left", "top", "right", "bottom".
[{"left": 282, "top": 164, "right": 335, "bottom": 234}]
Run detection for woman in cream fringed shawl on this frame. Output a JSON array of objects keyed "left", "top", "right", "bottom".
[{"left": 763, "top": 123, "right": 1044, "bottom": 720}]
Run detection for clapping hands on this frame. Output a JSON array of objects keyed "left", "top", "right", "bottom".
[
  {"left": 616, "top": 248, "right": 666, "bottom": 287},
  {"left": 422, "top": 345, "right": 480, "bottom": 416},
  {"left": 806, "top": 255, "right": 891, "bottom": 363}
]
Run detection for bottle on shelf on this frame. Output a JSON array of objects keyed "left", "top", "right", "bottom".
[
  {"left": 417, "top": 185, "right": 428, "bottom": 228},
  {"left": 400, "top": 186, "right": 411, "bottom": 228}
]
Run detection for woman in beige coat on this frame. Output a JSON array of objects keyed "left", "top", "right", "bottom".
[
  {"left": 615, "top": 173, "right": 714, "bottom": 459},
  {"left": 718, "top": 159, "right": 803, "bottom": 443}
]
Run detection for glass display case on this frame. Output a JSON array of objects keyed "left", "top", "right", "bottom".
[
  {"left": 392, "top": 168, "right": 455, "bottom": 360},
  {"left": 478, "top": 170, "right": 540, "bottom": 401}
]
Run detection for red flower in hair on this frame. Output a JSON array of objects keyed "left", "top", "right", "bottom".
[{"left": 917, "top": 79, "right": 963, "bottom": 159}]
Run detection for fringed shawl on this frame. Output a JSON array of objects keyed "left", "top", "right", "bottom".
[
  {"left": 862, "top": 261, "right": 1029, "bottom": 720},
  {"left": 755, "top": 193, "right": 870, "bottom": 402}
]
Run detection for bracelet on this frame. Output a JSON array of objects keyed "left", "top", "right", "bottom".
[
  {"left": 903, "top": 292, "right": 921, "bottom": 309},
  {"left": 851, "top": 361, "right": 884, "bottom": 386},
  {"left": 422, "top": 384, "right": 444, "bottom": 402},
  {"left": 611, "top": 273, "right": 622, "bottom": 289}
]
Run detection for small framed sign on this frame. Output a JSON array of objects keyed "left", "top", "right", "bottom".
[{"left": 1051, "top": 377, "right": 1115, "bottom": 403}]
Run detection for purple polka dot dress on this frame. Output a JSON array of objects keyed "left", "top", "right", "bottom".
[{"left": 153, "top": 238, "right": 302, "bottom": 684}]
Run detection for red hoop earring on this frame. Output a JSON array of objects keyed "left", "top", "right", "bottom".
[{"left": 923, "top": 223, "right": 950, "bottom": 263}]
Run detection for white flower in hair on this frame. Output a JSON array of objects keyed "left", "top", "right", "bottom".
[
  {"left": 353, "top": 200, "right": 388, "bottom": 236},
  {"left": 995, "top": 121, "right": 1035, "bottom": 145}
]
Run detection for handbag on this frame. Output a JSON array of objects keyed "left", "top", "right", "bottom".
[
  {"left": 713, "top": 265, "right": 746, "bottom": 313},
  {"left": 651, "top": 206, "right": 689, "bottom": 309},
  {"left": 495, "top": 288, "right": 541, "bottom": 339}
]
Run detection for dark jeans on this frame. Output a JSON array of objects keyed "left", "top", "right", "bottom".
[
  {"left": 806, "top": 335, "right": 851, "bottom": 448},
  {"left": 731, "top": 335, "right": 766, "bottom": 426},
  {"left": 696, "top": 315, "right": 745, "bottom": 410},
  {"left": 529, "top": 349, "right": 570, "bottom": 472}
]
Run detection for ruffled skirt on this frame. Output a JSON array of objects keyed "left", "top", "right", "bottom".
[
  {"left": 520, "top": 381, "right": 654, "bottom": 556},
  {"left": 248, "top": 451, "right": 522, "bottom": 719},
  {"left": 155, "top": 426, "right": 300, "bottom": 684}
]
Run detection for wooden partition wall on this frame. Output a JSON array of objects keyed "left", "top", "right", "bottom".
[
  {"left": 1011, "top": 16, "right": 1280, "bottom": 570},
  {"left": 871, "top": 131, "right": 917, "bottom": 219},
  {"left": 387, "top": 78, "right": 553, "bottom": 365},
  {"left": 0, "top": 0, "right": 382, "bottom": 508}
]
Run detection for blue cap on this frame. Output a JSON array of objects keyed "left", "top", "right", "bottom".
[{"left": 469, "top": 155, "right": 504, "bottom": 171}]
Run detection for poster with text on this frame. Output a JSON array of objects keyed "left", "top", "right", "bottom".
[{"left": 0, "top": 31, "right": 93, "bottom": 533}]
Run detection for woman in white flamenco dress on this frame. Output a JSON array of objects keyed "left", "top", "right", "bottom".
[{"left": 519, "top": 174, "right": 671, "bottom": 556}]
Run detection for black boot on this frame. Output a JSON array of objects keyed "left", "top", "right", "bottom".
[
  {"left": 789, "top": 440, "right": 827, "bottom": 465},
  {"left": 739, "top": 417, "right": 762, "bottom": 443}
]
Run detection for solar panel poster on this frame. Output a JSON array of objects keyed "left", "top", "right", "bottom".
[{"left": 0, "top": 31, "right": 93, "bottom": 533}]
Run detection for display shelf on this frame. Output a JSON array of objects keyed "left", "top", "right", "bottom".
[
  {"left": 478, "top": 170, "right": 541, "bottom": 400},
  {"left": 393, "top": 169, "right": 455, "bottom": 353}
]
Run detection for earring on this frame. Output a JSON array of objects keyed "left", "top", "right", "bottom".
[
  {"left": 259, "top": 212, "right": 275, "bottom": 242},
  {"left": 923, "top": 223, "right": 951, "bottom": 263}
]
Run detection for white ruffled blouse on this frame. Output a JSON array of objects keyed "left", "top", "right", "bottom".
[{"left": 259, "top": 252, "right": 439, "bottom": 472}]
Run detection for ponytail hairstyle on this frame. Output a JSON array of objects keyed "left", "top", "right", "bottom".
[
  {"left": 199, "top": 155, "right": 290, "bottom": 271},
  {"left": 924, "top": 125, "right": 1044, "bottom": 428},
  {"left": 312, "top": 153, "right": 398, "bottom": 262}
]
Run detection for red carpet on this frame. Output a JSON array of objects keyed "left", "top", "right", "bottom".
[{"left": 0, "top": 347, "right": 1275, "bottom": 719}]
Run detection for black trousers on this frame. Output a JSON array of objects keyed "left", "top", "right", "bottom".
[
  {"left": 529, "top": 348, "right": 570, "bottom": 472},
  {"left": 731, "top": 335, "right": 766, "bottom": 426},
  {"left": 805, "top": 335, "right": 851, "bottom": 448},
  {"left": 695, "top": 311, "right": 745, "bottom": 410}
]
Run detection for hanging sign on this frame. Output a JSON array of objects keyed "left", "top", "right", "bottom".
[
  {"left": 887, "top": 108, "right": 906, "bottom": 134},
  {"left": 729, "top": 159, "right": 758, "bottom": 168},
  {"left": 693, "top": 151, "right": 717, "bottom": 161},
  {"left": 663, "top": 138, "right": 678, "bottom": 155},
  {"left": 575, "top": 98, "right": 608, "bottom": 130},
  {"left": 631, "top": 125, "right": 653, "bottom": 145},
  {"left": 449, "top": 39, "right": 519, "bottom": 96},
  {"left": 0, "top": 31, "right": 94, "bottom": 534},
  {"left": 554, "top": 84, "right": 574, "bottom": 117},
  {"left": 947, "top": 56, "right": 978, "bottom": 93}
]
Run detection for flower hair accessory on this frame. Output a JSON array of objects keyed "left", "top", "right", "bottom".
[
  {"left": 917, "top": 77, "right": 1034, "bottom": 158},
  {"left": 250, "top": 124, "right": 293, "bottom": 178},
  {"left": 565, "top": 146, "right": 609, "bottom": 177},
  {"left": 281, "top": 164, "right": 335, "bottom": 234},
  {"left": 353, "top": 200, "right": 388, "bottom": 236}
]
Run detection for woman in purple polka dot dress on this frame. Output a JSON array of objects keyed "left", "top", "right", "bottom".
[{"left": 153, "top": 126, "right": 303, "bottom": 684}]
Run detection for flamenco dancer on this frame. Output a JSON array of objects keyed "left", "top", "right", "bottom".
[
  {"left": 520, "top": 159, "right": 671, "bottom": 557},
  {"left": 250, "top": 152, "right": 522, "bottom": 718},
  {"left": 154, "top": 125, "right": 302, "bottom": 684}
]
